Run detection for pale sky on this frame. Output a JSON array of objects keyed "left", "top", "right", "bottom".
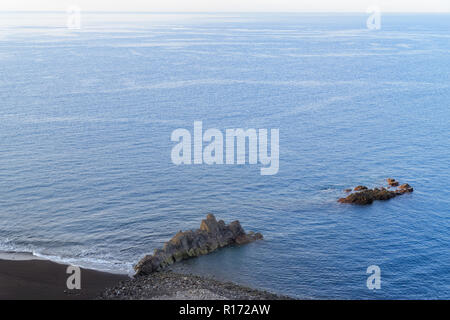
[{"left": 1, "top": 0, "right": 449, "bottom": 13}]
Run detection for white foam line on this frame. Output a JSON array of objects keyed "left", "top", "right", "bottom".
[{"left": 0, "top": 239, "right": 133, "bottom": 275}]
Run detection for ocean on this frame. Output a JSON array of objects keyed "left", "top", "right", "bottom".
[{"left": 0, "top": 12, "right": 449, "bottom": 299}]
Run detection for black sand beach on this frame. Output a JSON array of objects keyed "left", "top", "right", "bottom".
[
  {"left": 0, "top": 215, "right": 290, "bottom": 300},
  {"left": 0, "top": 257, "right": 290, "bottom": 300},
  {"left": 0, "top": 258, "right": 129, "bottom": 300}
]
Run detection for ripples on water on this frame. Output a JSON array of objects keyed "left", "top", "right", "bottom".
[{"left": 0, "top": 13, "right": 449, "bottom": 298}]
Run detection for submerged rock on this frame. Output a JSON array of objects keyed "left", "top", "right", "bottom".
[
  {"left": 134, "top": 214, "right": 263, "bottom": 276},
  {"left": 339, "top": 178, "right": 413, "bottom": 205}
]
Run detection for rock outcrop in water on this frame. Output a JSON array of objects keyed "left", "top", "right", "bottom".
[
  {"left": 338, "top": 179, "right": 413, "bottom": 205},
  {"left": 134, "top": 214, "right": 263, "bottom": 276},
  {"left": 387, "top": 178, "right": 399, "bottom": 187},
  {"left": 398, "top": 183, "right": 414, "bottom": 193}
]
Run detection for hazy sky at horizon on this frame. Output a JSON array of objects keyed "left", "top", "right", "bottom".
[{"left": 1, "top": 0, "right": 449, "bottom": 13}]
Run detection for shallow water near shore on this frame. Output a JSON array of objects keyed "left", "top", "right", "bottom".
[
  {"left": 0, "top": 12, "right": 449, "bottom": 299},
  {"left": 0, "top": 251, "right": 45, "bottom": 261}
]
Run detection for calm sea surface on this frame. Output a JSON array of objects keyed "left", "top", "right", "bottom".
[{"left": 0, "top": 13, "right": 449, "bottom": 299}]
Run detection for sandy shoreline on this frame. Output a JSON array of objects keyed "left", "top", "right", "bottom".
[
  {"left": 0, "top": 255, "right": 291, "bottom": 300},
  {"left": 0, "top": 215, "right": 291, "bottom": 300},
  {"left": 0, "top": 257, "right": 129, "bottom": 300}
]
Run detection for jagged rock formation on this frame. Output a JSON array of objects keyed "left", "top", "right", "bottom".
[
  {"left": 339, "top": 188, "right": 397, "bottom": 205},
  {"left": 134, "top": 214, "right": 263, "bottom": 276},
  {"left": 339, "top": 178, "right": 413, "bottom": 205}
]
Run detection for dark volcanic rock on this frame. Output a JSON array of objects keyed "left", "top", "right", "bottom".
[
  {"left": 339, "top": 179, "right": 413, "bottom": 205},
  {"left": 134, "top": 214, "right": 263, "bottom": 276},
  {"left": 338, "top": 189, "right": 397, "bottom": 205},
  {"left": 99, "top": 270, "right": 291, "bottom": 300}
]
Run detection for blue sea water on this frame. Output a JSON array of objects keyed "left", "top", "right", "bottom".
[{"left": 0, "top": 12, "right": 449, "bottom": 299}]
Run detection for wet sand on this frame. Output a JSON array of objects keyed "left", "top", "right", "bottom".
[{"left": 0, "top": 258, "right": 129, "bottom": 300}]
